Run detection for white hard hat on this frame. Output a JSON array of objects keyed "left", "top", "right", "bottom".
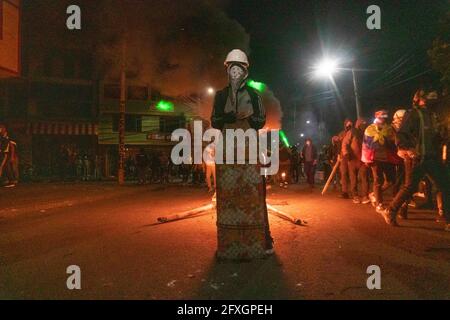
[
  {"left": 393, "top": 109, "right": 406, "bottom": 120},
  {"left": 392, "top": 109, "right": 406, "bottom": 130},
  {"left": 224, "top": 49, "right": 249, "bottom": 67}
]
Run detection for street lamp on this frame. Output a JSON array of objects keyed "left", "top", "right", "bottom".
[
  {"left": 313, "top": 58, "right": 338, "bottom": 79},
  {"left": 312, "top": 57, "right": 362, "bottom": 119}
]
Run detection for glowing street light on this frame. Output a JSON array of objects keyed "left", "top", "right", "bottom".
[
  {"left": 306, "top": 120, "right": 311, "bottom": 124},
  {"left": 313, "top": 58, "right": 338, "bottom": 78},
  {"left": 312, "top": 56, "right": 362, "bottom": 119},
  {"left": 300, "top": 133, "right": 305, "bottom": 137},
  {"left": 207, "top": 87, "right": 214, "bottom": 95}
]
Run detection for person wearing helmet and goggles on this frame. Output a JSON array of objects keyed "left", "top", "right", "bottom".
[{"left": 210, "top": 49, "right": 273, "bottom": 260}]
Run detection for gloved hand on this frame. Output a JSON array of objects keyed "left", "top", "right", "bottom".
[
  {"left": 237, "top": 110, "right": 252, "bottom": 120},
  {"left": 398, "top": 149, "right": 418, "bottom": 159},
  {"left": 407, "top": 149, "right": 418, "bottom": 159},
  {"left": 223, "top": 112, "right": 237, "bottom": 123},
  {"left": 397, "top": 149, "right": 409, "bottom": 159}
]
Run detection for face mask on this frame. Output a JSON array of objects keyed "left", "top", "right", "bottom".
[{"left": 228, "top": 64, "right": 247, "bottom": 91}]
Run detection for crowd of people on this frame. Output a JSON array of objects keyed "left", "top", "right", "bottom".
[
  {"left": 322, "top": 88, "right": 449, "bottom": 231},
  {"left": 129, "top": 148, "right": 216, "bottom": 190},
  {"left": 56, "top": 145, "right": 101, "bottom": 181},
  {"left": 272, "top": 87, "right": 449, "bottom": 231}
]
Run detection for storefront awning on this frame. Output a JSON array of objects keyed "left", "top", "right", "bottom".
[{"left": 27, "top": 122, "right": 98, "bottom": 136}]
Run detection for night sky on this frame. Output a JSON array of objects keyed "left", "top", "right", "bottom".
[{"left": 225, "top": 0, "right": 449, "bottom": 138}]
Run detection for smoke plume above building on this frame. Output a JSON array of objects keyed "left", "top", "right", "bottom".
[{"left": 23, "top": 0, "right": 282, "bottom": 126}]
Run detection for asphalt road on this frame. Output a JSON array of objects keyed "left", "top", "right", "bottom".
[{"left": 1, "top": 182, "right": 449, "bottom": 299}]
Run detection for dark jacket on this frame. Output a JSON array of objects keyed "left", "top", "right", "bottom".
[
  {"left": 342, "top": 122, "right": 365, "bottom": 161},
  {"left": 301, "top": 145, "right": 318, "bottom": 162},
  {"left": 211, "top": 85, "right": 265, "bottom": 130},
  {"left": 396, "top": 106, "right": 447, "bottom": 159}
]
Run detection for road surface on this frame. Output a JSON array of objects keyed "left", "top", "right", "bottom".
[{"left": 1, "top": 182, "right": 449, "bottom": 299}]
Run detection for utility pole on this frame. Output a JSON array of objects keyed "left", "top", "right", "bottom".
[
  {"left": 118, "top": 2, "right": 127, "bottom": 185},
  {"left": 352, "top": 68, "right": 362, "bottom": 119}
]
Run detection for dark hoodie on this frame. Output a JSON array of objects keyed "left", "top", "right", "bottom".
[
  {"left": 341, "top": 119, "right": 366, "bottom": 161},
  {"left": 396, "top": 105, "right": 446, "bottom": 160}
]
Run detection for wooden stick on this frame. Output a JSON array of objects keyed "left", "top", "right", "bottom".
[
  {"left": 321, "top": 158, "right": 341, "bottom": 195},
  {"left": 157, "top": 203, "right": 214, "bottom": 223},
  {"left": 267, "top": 204, "right": 305, "bottom": 225}
]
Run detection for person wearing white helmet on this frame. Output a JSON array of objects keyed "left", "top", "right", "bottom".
[
  {"left": 392, "top": 109, "right": 406, "bottom": 132},
  {"left": 211, "top": 49, "right": 273, "bottom": 260},
  {"left": 223, "top": 49, "right": 249, "bottom": 68}
]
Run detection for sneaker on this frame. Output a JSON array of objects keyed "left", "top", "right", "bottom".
[
  {"left": 265, "top": 237, "right": 274, "bottom": 255},
  {"left": 339, "top": 193, "right": 350, "bottom": 199},
  {"left": 352, "top": 196, "right": 361, "bottom": 204},
  {"left": 369, "top": 192, "right": 377, "bottom": 207},
  {"left": 376, "top": 206, "right": 398, "bottom": 226},
  {"left": 3, "top": 183, "right": 16, "bottom": 188},
  {"left": 408, "top": 200, "right": 417, "bottom": 208},
  {"left": 436, "top": 215, "right": 447, "bottom": 223},
  {"left": 361, "top": 196, "right": 371, "bottom": 205}
]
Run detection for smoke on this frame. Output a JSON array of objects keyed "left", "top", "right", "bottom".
[
  {"left": 23, "top": 0, "right": 283, "bottom": 126},
  {"left": 261, "top": 89, "right": 283, "bottom": 130},
  {"left": 93, "top": 0, "right": 251, "bottom": 96},
  {"left": 94, "top": 0, "right": 283, "bottom": 126}
]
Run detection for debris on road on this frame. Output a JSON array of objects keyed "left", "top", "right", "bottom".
[{"left": 167, "top": 280, "right": 177, "bottom": 288}]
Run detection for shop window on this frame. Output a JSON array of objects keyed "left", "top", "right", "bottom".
[
  {"left": 159, "top": 116, "right": 185, "bottom": 133},
  {"left": 112, "top": 114, "right": 142, "bottom": 133}
]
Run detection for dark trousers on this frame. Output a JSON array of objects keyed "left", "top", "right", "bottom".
[
  {"left": 348, "top": 160, "right": 368, "bottom": 197},
  {"left": 136, "top": 165, "right": 147, "bottom": 183},
  {"left": 340, "top": 157, "right": 349, "bottom": 193},
  {"left": 262, "top": 177, "right": 273, "bottom": 249},
  {"left": 389, "top": 158, "right": 450, "bottom": 222},
  {"left": 0, "top": 155, "right": 15, "bottom": 183},
  {"left": 304, "top": 161, "right": 316, "bottom": 186},
  {"left": 392, "top": 163, "right": 405, "bottom": 196},
  {"left": 370, "top": 161, "right": 395, "bottom": 205},
  {"left": 291, "top": 165, "right": 299, "bottom": 183}
]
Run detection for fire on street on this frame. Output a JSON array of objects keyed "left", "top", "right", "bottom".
[{"left": 1, "top": 182, "right": 449, "bottom": 299}]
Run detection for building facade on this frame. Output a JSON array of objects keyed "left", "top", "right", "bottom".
[
  {"left": 97, "top": 82, "right": 198, "bottom": 177},
  {"left": 0, "top": 0, "right": 20, "bottom": 78}
]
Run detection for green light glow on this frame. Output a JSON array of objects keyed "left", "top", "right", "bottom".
[
  {"left": 247, "top": 79, "right": 267, "bottom": 93},
  {"left": 156, "top": 100, "right": 174, "bottom": 112},
  {"left": 279, "top": 130, "right": 290, "bottom": 148}
]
